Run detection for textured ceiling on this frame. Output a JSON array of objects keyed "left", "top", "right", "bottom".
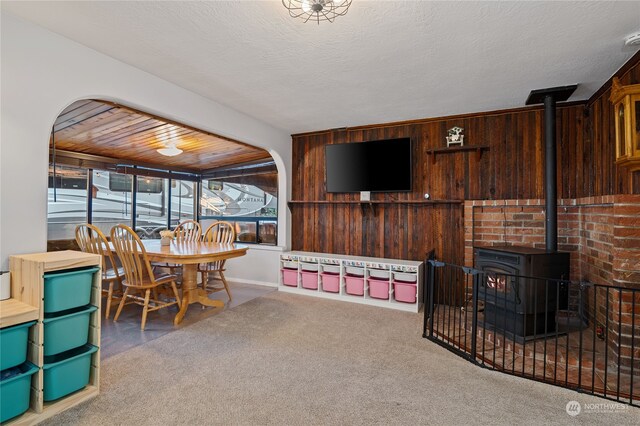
[{"left": 3, "top": 1, "right": 640, "bottom": 134}]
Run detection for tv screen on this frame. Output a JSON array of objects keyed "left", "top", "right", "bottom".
[{"left": 325, "top": 138, "right": 412, "bottom": 192}]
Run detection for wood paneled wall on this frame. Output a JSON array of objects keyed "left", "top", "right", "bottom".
[
  {"left": 290, "top": 53, "right": 640, "bottom": 263},
  {"left": 583, "top": 51, "right": 640, "bottom": 195}
]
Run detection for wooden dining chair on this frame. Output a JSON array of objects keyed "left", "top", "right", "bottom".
[
  {"left": 75, "top": 224, "right": 124, "bottom": 320},
  {"left": 110, "top": 224, "right": 181, "bottom": 330},
  {"left": 198, "top": 221, "right": 236, "bottom": 301},
  {"left": 174, "top": 220, "right": 202, "bottom": 241},
  {"left": 158, "top": 220, "right": 202, "bottom": 277}
]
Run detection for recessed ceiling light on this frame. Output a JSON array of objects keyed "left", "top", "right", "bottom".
[{"left": 624, "top": 31, "right": 640, "bottom": 46}]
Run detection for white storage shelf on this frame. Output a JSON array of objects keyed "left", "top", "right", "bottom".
[{"left": 279, "top": 251, "right": 423, "bottom": 313}]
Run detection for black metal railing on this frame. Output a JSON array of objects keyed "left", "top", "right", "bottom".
[{"left": 423, "top": 259, "right": 639, "bottom": 407}]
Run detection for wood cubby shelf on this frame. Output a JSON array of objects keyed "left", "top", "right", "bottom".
[
  {"left": 0, "top": 299, "right": 39, "bottom": 328},
  {"left": 279, "top": 251, "right": 423, "bottom": 313},
  {"left": 6, "top": 250, "right": 102, "bottom": 426},
  {"left": 426, "top": 145, "right": 489, "bottom": 163}
]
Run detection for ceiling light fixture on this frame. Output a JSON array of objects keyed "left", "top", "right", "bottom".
[
  {"left": 625, "top": 31, "right": 640, "bottom": 46},
  {"left": 282, "top": 0, "right": 352, "bottom": 24},
  {"left": 157, "top": 142, "right": 183, "bottom": 157}
]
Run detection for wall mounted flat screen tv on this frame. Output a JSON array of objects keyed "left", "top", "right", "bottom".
[{"left": 325, "top": 138, "right": 412, "bottom": 192}]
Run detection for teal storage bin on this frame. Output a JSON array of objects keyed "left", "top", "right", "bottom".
[
  {"left": 42, "top": 305, "right": 97, "bottom": 356},
  {"left": 0, "top": 362, "right": 38, "bottom": 423},
  {"left": 0, "top": 321, "right": 36, "bottom": 370},
  {"left": 43, "top": 266, "right": 99, "bottom": 314},
  {"left": 43, "top": 345, "right": 98, "bottom": 401}
]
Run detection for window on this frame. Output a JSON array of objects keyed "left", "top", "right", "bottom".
[
  {"left": 170, "top": 179, "right": 197, "bottom": 227},
  {"left": 92, "top": 171, "right": 132, "bottom": 236},
  {"left": 47, "top": 165, "right": 88, "bottom": 240},
  {"left": 201, "top": 171, "right": 278, "bottom": 245},
  {"left": 46, "top": 161, "right": 276, "bottom": 245},
  {"left": 135, "top": 176, "right": 168, "bottom": 239}
]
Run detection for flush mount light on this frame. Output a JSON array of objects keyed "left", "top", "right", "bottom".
[
  {"left": 157, "top": 142, "right": 183, "bottom": 157},
  {"left": 282, "top": 0, "right": 352, "bottom": 24},
  {"left": 625, "top": 31, "right": 640, "bottom": 46}
]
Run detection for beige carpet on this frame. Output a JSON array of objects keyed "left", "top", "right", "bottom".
[{"left": 45, "top": 292, "right": 638, "bottom": 425}]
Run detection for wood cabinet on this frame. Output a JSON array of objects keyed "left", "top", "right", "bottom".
[
  {"left": 5, "top": 251, "right": 101, "bottom": 425},
  {"left": 611, "top": 77, "right": 640, "bottom": 166},
  {"left": 611, "top": 77, "right": 640, "bottom": 193}
]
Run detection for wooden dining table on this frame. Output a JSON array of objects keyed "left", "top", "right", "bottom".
[{"left": 112, "top": 239, "right": 248, "bottom": 325}]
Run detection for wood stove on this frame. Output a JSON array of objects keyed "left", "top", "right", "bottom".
[
  {"left": 474, "top": 245, "right": 569, "bottom": 339},
  {"left": 471, "top": 85, "right": 576, "bottom": 340}
]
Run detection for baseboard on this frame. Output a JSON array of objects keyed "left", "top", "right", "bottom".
[{"left": 227, "top": 277, "right": 278, "bottom": 288}]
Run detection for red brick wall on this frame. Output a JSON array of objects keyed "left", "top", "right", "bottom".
[
  {"left": 463, "top": 196, "right": 637, "bottom": 283},
  {"left": 463, "top": 199, "right": 583, "bottom": 277},
  {"left": 464, "top": 195, "right": 640, "bottom": 369},
  {"left": 578, "top": 202, "right": 614, "bottom": 285},
  {"left": 613, "top": 196, "right": 640, "bottom": 288}
]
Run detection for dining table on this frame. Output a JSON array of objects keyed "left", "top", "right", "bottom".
[{"left": 112, "top": 239, "right": 248, "bottom": 325}]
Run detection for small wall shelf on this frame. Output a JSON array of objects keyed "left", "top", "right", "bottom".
[
  {"left": 288, "top": 200, "right": 463, "bottom": 206},
  {"left": 426, "top": 145, "right": 489, "bottom": 163}
]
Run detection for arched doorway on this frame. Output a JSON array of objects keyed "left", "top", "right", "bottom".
[{"left": 47, "top": 99, "right": 279, "bottom": 249}]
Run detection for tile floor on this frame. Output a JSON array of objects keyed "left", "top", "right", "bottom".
[{"left": 99, "top": 281, "right": 276, "bottom": 359}]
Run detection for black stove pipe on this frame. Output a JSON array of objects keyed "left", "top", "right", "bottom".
[
  {"left": 544, "top": 95, "right": 557, "bottom": 253},
  {"left": 525, "top": 85, "right": 577, "bottom": 253}
]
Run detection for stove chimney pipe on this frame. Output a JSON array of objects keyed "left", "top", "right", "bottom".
[
  {"left": 526, "top": 85, "right": 577, "bottom": 253},
  {"left": 544, "top": 95, "right": 557, "bottom": 252}
]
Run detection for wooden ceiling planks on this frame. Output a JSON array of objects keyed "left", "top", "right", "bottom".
[{"left": 51, "top": 100, "right": 271, "bottom": 172}]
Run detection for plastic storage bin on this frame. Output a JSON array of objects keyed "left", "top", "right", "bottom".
[
  {"left": 345, "top": 267, "right": 364, "bottom": 277},
  {"left": 43, "top": 305, "right": 97, "bottom": 356},
  {"left": 393, "top": 272, "right": 417, "bottom": 283},
  {"left": 0, "top": 321, "right": 36, "bottom": 370},
  {"left": 369, "top": 269, "right": 390, "bottom": 280},
  {"left": 43, "top": 344, "right": 98, "bottom": 401},
  {"left": 368, "top": 278, "right": 390, "bottom": 300},
  {"left": 282, "top": 260, "right": 298, "bottom": 269},
  {"left": 0, "top": 362, "right": 38, "bottom": 423},
  {"left": 321, "top": 264, "right": 340, "bottom": 275},
  {"left": 43, "top": 266, "right": 99, "bottom": 314},
  {"left": 301, "top": 271, "right": 318, "bottom": 290},
  {"left": 281, "top": 268, "right": 298, "bottom": 286},
  {"left": 345, "top": 275, "right": 364, "bottom": 296},
  {"left": 300, "top": 262, "right": 319, "bottom": 272},
  {"left": 394, "top": 281, "right": 417, "bottom": 303},
  {"left": 320, "top": 272, "right": 340, "bottom": 293}
]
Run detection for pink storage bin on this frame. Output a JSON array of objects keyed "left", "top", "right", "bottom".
[
  {"left": 301, "top": 271, "right": 319, "bottom": 290},
  {"left": 368, "top": 277, "right": 389, "bottom": 300},
  {"left": 281, "top": 268, "right": 298, "bottom": 287},
  {"left": 345, "top": 275, "right": 364, "bottom": 296},
  {"left": 393, "top": 281, "right": 417, "bottom": 303},
  {"left": 321, "top": 272, "right": 340, "bottom": 293}
]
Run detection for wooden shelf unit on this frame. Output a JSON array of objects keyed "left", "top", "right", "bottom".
[
  {"left": 6, "top": 250, "right": 102, "bottom": 426},
  {"left": 426, "top": 145, "right": 489, "bottom": 163},
  {"left": 0, "top": 298, "right": 39, "bottom": 328},
  {"left": 279, "top": 251, "right": 423, "bottom": 313}
]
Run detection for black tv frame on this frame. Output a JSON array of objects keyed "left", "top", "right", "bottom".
[{"left": 324, "top": 137, "right": 412, "bottom": 193}]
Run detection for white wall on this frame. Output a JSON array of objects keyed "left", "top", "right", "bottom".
[
  {"left": 0, "top": 13, "right": 291, "bottom": 285},
  {"left": 199, "top": 219, "right": 282, "bottom": 286}
]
